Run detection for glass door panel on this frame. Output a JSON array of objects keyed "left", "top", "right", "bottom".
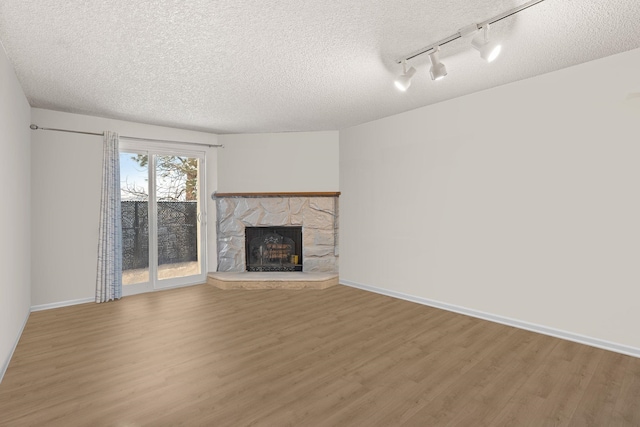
[
  {"left": 155, "top": 155, "right": 202, "bottom": 282},
  {"left": 120, "top": 152, "right": 150, "bottom": 285}
]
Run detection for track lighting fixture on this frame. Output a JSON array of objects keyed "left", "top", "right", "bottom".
[
  {"left": 428, "top": 47, "right": 447, "bottom": 81},
  {"left": 471, "top": 24, "right": 502, "bottom": 62},
  {"left": 394, "top": 61, "right": 417, "bottom": 91},
  {"left": 393, "top": 0, "right": 545, "bottom": 89}
]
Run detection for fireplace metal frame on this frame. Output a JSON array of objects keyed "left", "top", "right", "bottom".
[{"left": 244, "top": 226, "right": 303, "bottom": 272}]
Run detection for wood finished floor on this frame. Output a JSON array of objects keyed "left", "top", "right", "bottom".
[{"left": 1, "top": 284, "right": 639, "bottom": 426}]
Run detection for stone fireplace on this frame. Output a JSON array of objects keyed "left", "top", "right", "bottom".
[{"left": 215, "top": 193, "right": 339, "bottom": 273}]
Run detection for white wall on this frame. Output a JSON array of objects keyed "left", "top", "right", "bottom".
[
  {"left": 217, "top": 131, "right": 339, "bottom": 192},
  {"left": 340, "top": 48, "right": 640, "bottom": 351},
  {"left": 0, "top": 45, "right": 31, "bottom": 380},
  {"left": 31, "top": 109, "right": 218, "bottom": 306}
]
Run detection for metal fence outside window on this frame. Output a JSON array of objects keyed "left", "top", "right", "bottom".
[{"left": 121, "top": 200, "right": 198, "bottom": 270}]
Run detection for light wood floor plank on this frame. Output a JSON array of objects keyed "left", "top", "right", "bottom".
[{"left": 1, "top": 284, "right": 639, "bottom": 426}]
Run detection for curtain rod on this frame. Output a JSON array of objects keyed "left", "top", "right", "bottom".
[{"left": 29, "top": 125, "right": 224, "bottom": 148}]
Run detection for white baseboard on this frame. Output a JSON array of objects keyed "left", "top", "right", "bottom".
[
  {"left": 340, "top": 279, "right": 640, "bottom": 359},
  {"left": 31, "top": 297, "right": 95, "bottom": 312},
  {"left": 0, "top": 309, "right": 30, "bottom": 384}
]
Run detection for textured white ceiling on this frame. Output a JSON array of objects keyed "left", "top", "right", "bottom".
[{"left": 1, "top": 0, "right": 639, "bottom": 134}]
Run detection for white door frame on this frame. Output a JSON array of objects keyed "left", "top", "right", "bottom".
[{"left": 120, "top": 141, "right": 207, "bottom": 296}]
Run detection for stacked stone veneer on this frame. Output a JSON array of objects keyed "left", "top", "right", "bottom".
[{"left": 216, "top": 196, "right": 338, "bottom": 273}]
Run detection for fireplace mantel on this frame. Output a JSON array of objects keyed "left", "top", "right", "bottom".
[{"left": 214, "top": 191, "right": 340, "bottom": 198}]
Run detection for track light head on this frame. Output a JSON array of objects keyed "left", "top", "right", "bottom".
[
  {"left": 394, "top": 61, "right": 417, "bottom": 91},
  {"left": 471, "top": 24, "right": 502, "bottom": 63},
  {"left": 428, "top": 47, "right": 447, "bottom": 81}
]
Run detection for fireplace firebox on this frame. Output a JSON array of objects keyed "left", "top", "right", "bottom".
[{"left": 245, "top": 227, "right": 303, "bottom": 272}]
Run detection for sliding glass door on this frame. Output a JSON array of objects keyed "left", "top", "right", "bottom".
[{"left": 120, "top": 145, "right": 206, "bottom": 295}]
